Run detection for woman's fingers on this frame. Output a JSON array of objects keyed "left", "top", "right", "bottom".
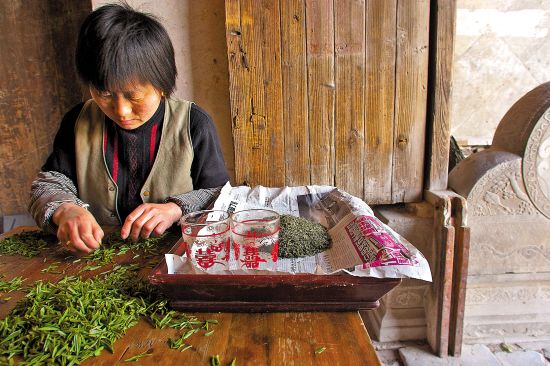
[
  {"left": 93, "top": 226, "right": 104, "bottom": 245},
  {"left": 123, "top": 203, "right": 181, "bottom": 240},
  {"left": 151, "top": 220, "right": 170, "bottom": 238},
  {"left": 121, "top": 205, "right": 147, "bottom": 240},
  {"left": 130, "top": 208, "right": 159, "bottom": 240},
  {"left": 67, "top": 223, "right": 93, "bottom": 253},
  {"left": 54, "top": 204, "right": 102, "bottom": 253}
]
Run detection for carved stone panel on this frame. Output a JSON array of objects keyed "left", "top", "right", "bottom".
[
  {"left": 450, "top": 82, "right": 550, "bottom": 345},
  {"left": 464, "top": 321, "right": 550, "bottom": 344},
  {"left": 463, "top": 273, "right": 550, "bottom": 344},
  {"left": 465, "top": 158, "right": 540, "bottom": 217},
  {"left": 523, "top": 108, "right": 550, "bottom": 218}
]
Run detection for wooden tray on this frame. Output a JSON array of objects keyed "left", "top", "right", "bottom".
[{"left": 149, "top": 241, "right": 401, "bottom": 312}]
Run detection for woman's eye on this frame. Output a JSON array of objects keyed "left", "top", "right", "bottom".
[{"left": 126, "top": 94, "right": 143, "bottom": 101}]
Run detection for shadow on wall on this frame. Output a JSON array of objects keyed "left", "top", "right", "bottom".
[
  {"left": 0, "top": 1, "right": 90, "bottom": 221},
  {"left": 186, "top": 1, "right": 235, "bottom": 182}
]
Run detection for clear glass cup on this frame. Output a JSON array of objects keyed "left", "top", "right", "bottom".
[
  {"left": 180, "top": 210, "right": 230, "bottom": 272},
  {"left": 230, "top": 209, "right": 280, "bottom": 271}
]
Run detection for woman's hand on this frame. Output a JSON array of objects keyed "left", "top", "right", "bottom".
[
  {"left": 121, "top": 202, "right": 182, "bottom": 241},
  {"left": 52, "top": 203, "right": 103, "bottom": 253}
]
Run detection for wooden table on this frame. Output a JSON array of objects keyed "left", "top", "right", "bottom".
[{"left": 0, "top": 228, "right": 381, "bottom": 365}]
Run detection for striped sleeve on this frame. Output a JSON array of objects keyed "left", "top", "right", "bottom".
[
  {"left": 165, "top": 186, "right": 222, "bottom": 215},
  {"left": 28, "top": 171, "right": 89, "bottom": 234}
]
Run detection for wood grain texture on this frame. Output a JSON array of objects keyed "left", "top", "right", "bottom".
[
  {"left": 84, "top": 312, "right": 381, "bottom": 365},
  {"left": 226, "top": 0, "right": 285, "bottom": 187},
  {"left": 392, "top": 0, "right": 430, "bottom": 202},
  {"left": 0, "top": 228, "right": 381, "bottom": 365},
  {"left": 280, "top": 0, "right": 311, "bottom": 186},
  {"left": 0, "top": 1, "right": 90, "bottom": 216},
  {"left": 424, "top": 191, "right": 454, "bottom": 357},
  {"left": 449, "top": 195, "right": 469, "bottom": 357},
  {"left": 364, "top": 0, "right": 397, "bottom": 204},
  {"left": 225, "top": 0, "right": 247, "bottom": 184},
  {"left": 426, "top": 0, "right": 456, "bottom": 191},
  {"left": 226, "top": 0, "right": 438, "bottom": 204},
  {"left": 334, "top": 0, "right": 365, "bottom": 198},
  {"left": 255, "top": 0, "right": 285, "bottom": 187},
  {"left": 305, "top": 0, "right": 335, "bottom": 186}
]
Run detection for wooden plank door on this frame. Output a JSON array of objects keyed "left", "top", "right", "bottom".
[{"left": 225, "top": 0, "right": 430, "bottom": 204}]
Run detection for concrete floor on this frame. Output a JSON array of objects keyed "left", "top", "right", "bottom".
[{"left": 375, "top": 340, "right": 550, "bottom": 366}]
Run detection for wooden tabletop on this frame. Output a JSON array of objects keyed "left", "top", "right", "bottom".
[{"left": 0, "top": 227, "right": 381, "bottom": 365}]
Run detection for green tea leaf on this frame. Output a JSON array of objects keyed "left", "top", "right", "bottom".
[
  {"left": 124, "top": 349, "right": 153, "bottom": 362},
  {"left": 315, "top": 346, "right": 326, "bottom": 354}
]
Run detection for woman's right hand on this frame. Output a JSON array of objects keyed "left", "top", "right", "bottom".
[{"left": 52, "top": 203, "right": 103, "bottom": 253}]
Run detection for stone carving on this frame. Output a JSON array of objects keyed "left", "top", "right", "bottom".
[
  {"left": 449, "top": 83, "right": 550, "bottom": 344},
  {"left": 392, "top": 289, "right": 424, "bottom": 308},
  {"left": 464, "top": 322, "right": 550, "bottom": 341},
  {"left": 467, "top": 159, "right": 539, "bottom": 217},
  {"left": 476, "top": 243, "right": 550, "bottom": 261},
  {"left": 466, "top": 286, "right": 550, "bottom": 305},
  {"left": 523, "top": 109, "right": 550, "bottom": 218}
]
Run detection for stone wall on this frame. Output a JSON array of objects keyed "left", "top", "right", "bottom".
[{"left": 363, "top": 203, "right": 434, "bottom": 342}]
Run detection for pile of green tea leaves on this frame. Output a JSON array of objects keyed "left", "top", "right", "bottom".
[
  {"left": 0, "top": 275, "right": 24, "bottom": 294},
  {"left": 0, "top": 265, "right": 213, "bottom": 365},
  {"left": 0, "top": 231, "right": 56, "bottom": 258},
  {"left": 278, "top": 215, "right": 331, "bottom": 258},
  {"left": 78, "top": 231, "right": 174, "bottom": 271},
  {"left": 0, "top": 230, "right": 214, "bottom": 364},
  {"left": 0, "top": 230, "right": 176, "bottom": 274}
]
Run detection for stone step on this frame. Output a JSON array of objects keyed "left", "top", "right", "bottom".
[
  {"left": 494, "top": 350, "right": 549, "bottom": 366},
  {"left": 396, "top": 345, "right": 550, "bottom": 366},
  {"left": 398, "top": 344, "right": 500, "bottom": 366}
]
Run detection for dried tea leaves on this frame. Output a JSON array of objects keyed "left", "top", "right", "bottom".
[{"left": 278, "top": 215, "right": 331, "bottom": 258}]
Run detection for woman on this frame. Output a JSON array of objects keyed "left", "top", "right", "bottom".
[{"left": 28, "top": 3, "right": 229, "bottom": 253}]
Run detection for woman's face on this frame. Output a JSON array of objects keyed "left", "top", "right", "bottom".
[{"left": 90, "top": 81, "right": 162, "bottom": 130}]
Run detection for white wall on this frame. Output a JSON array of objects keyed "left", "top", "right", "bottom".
[{"left": 451, "top": 0, "right": 550, "bottom": 146}]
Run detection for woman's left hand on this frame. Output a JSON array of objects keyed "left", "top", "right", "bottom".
[{"left": 121, "top": 202, "right": 182, "bottom": 241}]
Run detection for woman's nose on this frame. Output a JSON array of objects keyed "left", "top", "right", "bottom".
[{"left": 113, "top": 97, "right": 132, "bottom": 118}]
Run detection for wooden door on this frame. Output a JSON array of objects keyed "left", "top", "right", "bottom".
[{"left": 225, "top": 0, "right": 430, "bottom": 204}]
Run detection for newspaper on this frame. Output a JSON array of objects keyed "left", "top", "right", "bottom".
[{"left": 166, "top": 182, "right": 432, "bottom": 281}]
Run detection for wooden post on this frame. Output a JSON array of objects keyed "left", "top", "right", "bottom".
[
  {"left": 425, "top": 0, "right": 457, "bottom": 191},
  {"left": 424, "top": 190, "right": 455, "bottom": 357},
  {"left": 305, "top": 0, "right": 335, "bottom": 186},
  {"left": 280, "top": 0, "right": 311, "bottom": 186},
  {"left": 449, "top": 195, "right": 470, "bottom": 356}
]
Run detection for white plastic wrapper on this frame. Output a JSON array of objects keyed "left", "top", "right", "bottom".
[{"left": 166, "top": 183, "right": 432, "bottom": 282}]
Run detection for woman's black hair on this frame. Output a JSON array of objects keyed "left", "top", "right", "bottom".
[{"left": 75, "top": 3, "right": 177, "bottom": 95}]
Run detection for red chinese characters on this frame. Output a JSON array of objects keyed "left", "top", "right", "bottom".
[
  {"left": 195, "top": 247, "right": 218, "bottom": 269},
  {"left": 194, "top": 238, "right": 230, "bottom": 269},
  {"left": 240, "top": 245, "right": 267, "bottom": 269}
]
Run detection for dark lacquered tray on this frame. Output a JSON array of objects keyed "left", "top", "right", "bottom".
[{"left": 149, "top": 240, "right": 401, "bottom": 312}]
